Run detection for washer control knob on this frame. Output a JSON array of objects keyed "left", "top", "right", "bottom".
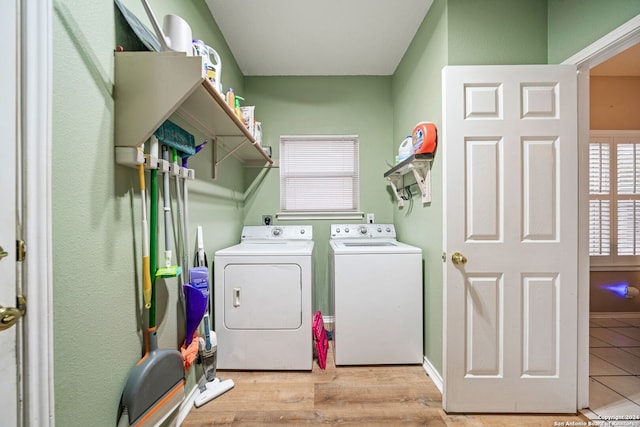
[
  {"left": 300, "top": 228, "right": 305, "bottom": 234},
  {"left": 335, "top": 228, "right": 340, "bottom": 233},
  {"left": 377, "top": 227, "right": 382, "bottom": 232},
  {"left": 345, "top": 228, "right": 350, "bottom": 233},
  {"left": 272, "top": 227, "right": 283, "bottom": 236},
  {"left": 359, "top": 225, "right": 368, "bottom": 235},
  {"left": 386, "top": 227, "right": 391, "bottom": 232}
]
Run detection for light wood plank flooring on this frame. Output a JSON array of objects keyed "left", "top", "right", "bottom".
[{"left": 183, "top": 342, "right": 590, "bottom": 426}]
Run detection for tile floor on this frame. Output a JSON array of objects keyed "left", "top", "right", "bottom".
[{"left": 586, "top": 315, "right": 640, "bottom": 424}]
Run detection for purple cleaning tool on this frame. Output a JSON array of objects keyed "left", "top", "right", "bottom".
[{"left": 183, "top": 283, "right": 208, "bottom": 346}]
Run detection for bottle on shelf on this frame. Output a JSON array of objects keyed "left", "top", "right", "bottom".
[
  {"left": 235, "top": 96, "right": 244, "bottom": 120},
  {"left": 226, "top": 87, "right": 235, "bottom": 111}
]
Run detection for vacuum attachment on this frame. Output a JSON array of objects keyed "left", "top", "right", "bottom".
[{"left": 194, "top": 378, "right": 234, "bottom": 408}]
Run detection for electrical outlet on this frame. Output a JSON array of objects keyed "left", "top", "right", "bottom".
[
  {"left": 262, "top": 215, "right": 273, "bottom": 226},
  {"left": 367, "top": 213, "right": 375, "bottom": 224}
]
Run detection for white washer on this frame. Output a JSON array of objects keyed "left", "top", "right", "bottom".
[
  {"left": 330, "top": 224, "right": 423, "bottom": 365},
  {"left": 214, "top": 225, "right": 314, "bottom": 370}
]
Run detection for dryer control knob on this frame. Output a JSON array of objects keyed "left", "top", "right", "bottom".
[
  {"left": 359, "top": 226, "right": 368, "bottom": 235},
  {"left": 300, "top": 228, "right": 305, "bottom": 234},
  {"left": 345, "top": 228, "right": 350, "bottom": 233},
  {"left": 272, "top": 227, "right": 283, "bottom": 236}
]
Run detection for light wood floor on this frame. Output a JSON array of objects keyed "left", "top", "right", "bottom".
[{"left": 183, "top": 343, "right": 590, "bottom": 426}]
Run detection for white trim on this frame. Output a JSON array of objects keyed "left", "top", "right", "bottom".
[
  {"left": 22, "top": 0, "right": 54, "bottom": 425},
  {"left": 563, "top": 13, "right": 640, "bottom": 412},
  {"left": 590, "top": 265, "right": 640, "bottom": 272},
  {"left": 562, "top": 15, "right": 640, "bottom": 69},
  {"left": 322, "top": 315, "right": 334, "bottom": 330},
  {"left": 422, "top": 356, "right": 443, "bottom": 394},
  {"left": 176, "top": 380, "right": 201, "bottom": 426}
]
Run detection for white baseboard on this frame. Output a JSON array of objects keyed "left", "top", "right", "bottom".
[
  {"left": 322, "top": 315, "right": 334, "bottom": 331},
  {"left": 175, "top": 382, "right": 201, "bottom": 427},
  {"left": 422, "top": 356, "right": 443, "bottom": 395},
  {"left": 590, "top": 311, "right": 640, "bottom": 318}
]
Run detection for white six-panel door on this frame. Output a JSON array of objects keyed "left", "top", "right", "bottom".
[
  {"left": 442, "top": 65, "right": 578, "bottom": 413},
  {"left": 0, "top": 0, "right": 19, "bottom": 423}
]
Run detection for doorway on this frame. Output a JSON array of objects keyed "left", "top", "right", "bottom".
[
  {"left": 563, "top": 14, "right": 640, "bottom": 415},
  {"left": 586, "top": 42, "right": 640, "bottom": 418}
]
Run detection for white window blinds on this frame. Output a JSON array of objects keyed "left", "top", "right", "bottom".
[
  {"left": 589, "top": 142, "right": 611, "bottom": 256},
  {"left": 279, "top": 135, "right": 360, "bottom": 214},
  {"left": 589, "top": 131, "right": 640, "bottom": 267}
]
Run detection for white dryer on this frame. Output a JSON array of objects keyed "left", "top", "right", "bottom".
[
  {"left": 330, "top": 224, "right": 423, "bottom": 365},
  {"left": 214, "top": 225, "right": 314, "bottom": 370}
]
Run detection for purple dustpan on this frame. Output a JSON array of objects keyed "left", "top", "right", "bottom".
[{"left": 183, "top": 283, "right": 208, "bottom": 346}]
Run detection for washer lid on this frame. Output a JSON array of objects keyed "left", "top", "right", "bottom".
[
  {"left": 330, "top": 239, "right": 421, "bottom": 254},
  {"left": 216, "top": 240, "right": 314, "bottom": 256}
]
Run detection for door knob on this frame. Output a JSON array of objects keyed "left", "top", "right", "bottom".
[
  {"left": 0, "top": 296, "right": 26, "bottom": 331},
  {"left": 451, "top": 252, "right": 467, "bottom": 265}
]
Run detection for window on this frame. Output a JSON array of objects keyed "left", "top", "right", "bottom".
[
  {"left": 589, "top": 131, "right": 640, "bottom": 268},
  {"left": 278, "top": 135, "right": 361, "bottom": 219}
]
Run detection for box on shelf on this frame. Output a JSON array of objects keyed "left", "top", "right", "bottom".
[{"left": 240, "top": 106, "right": 255, "bottom": 136}]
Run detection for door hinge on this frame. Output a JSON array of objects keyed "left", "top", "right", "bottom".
[{"left": 16, "top": 240, "right": 26, "bottom": 262}]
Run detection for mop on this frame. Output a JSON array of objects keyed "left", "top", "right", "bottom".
[
  {"left": 193, "top": 225, "right": 234, "bottom": 408},
  {"left": 156, "top": 146, "right": 181, "bottom": 279}
]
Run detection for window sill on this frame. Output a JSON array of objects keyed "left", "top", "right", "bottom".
[
  {"left": 590, "top": 265, "right": 640, "bottom": 272},
  {"left": 276, "top": 212, "right": 364, "bottom": 221}
]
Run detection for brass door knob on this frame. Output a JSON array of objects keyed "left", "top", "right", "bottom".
[
  {"left": 0, "top": 296, "right": 26, "bottom": 331},
  {"left": 451, "top": 252, "right": 467, "bottom": 265}
]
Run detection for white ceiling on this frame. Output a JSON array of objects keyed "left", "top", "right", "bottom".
[{"left": 204, "top": 0, "right": 433, "bottom": 76}]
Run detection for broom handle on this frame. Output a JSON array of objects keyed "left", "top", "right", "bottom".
[{"left": 139, "top": 164, "right": 152, "bottom": 310}]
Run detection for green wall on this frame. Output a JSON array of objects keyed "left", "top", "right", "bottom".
[
  {"left": 391, "top": 0, "right": 449, "bottom": 378},
  {"left": 52, "top": 0, "right": 246, "bottom": 424},
  {"left": 50, "top": 0, "right": 640, "bottom": 424},
  {"left": 243, "top": 76, "right": 395, "bottom": 313},
  {"left": 391, "top": 0, "right": 549, "bottom": 379},
  {"left": 390, "top": 0, "right": 639, "bottom": 378},
  {"left": 448, "top": 0, "right": 548, "bottom": 65},
  {"left": 547, "top": 0, "right": 640, "bottom": 64}
]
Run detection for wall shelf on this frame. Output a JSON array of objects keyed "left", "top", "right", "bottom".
[
  {"left": 384, "top": 153, "right": 433, "bottom": 207},
  {"left": 114, "top": 51, "right": 273, "bottom": 167}
]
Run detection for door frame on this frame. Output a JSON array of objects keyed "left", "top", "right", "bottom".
[
  {"left": 562, "top": 14, "right": 640, "bottom": 410},
  {"left": 21, "top": 0, "right": 55, "bottom": 424}
]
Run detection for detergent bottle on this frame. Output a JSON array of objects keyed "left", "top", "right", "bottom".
[
  {"left": 397, "top": 136, "right": 413, "bottom": 162},
  {"left": 412, "top": 122, "right": 437, "bottom": 155},
  {"left": 193, "top": 39, "right": 223, "bottom": 95},
  {"left": 234, "top": 96, "right": 244, "bottom": 120}
]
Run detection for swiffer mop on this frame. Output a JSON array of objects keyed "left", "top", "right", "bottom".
[
  {"left": 119, "top": 145, "right": 185, "bottom": 427},
  {"left": 193, "top": 226, "right": 234, "bottom": 408},
  {"left": 156, "top": 146, "right": 181, "bottom": 279}
]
